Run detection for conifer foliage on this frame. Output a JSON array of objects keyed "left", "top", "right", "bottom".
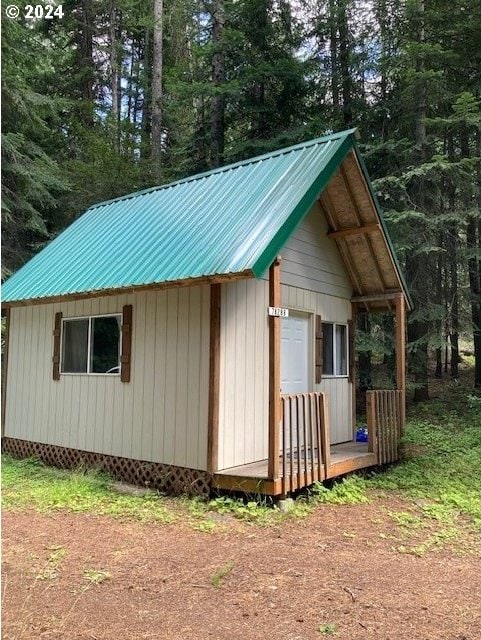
[{"left": 2, "top": 0, "right": 480, "bottom": 389}]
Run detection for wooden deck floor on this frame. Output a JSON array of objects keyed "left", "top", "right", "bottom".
[{"left": 212, "top": 442, "right": 377, "bottom": 496}]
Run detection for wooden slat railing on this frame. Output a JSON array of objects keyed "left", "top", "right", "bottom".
[
  {"left": 280, "top": 392, "right": 329, "bottom": 495},
  {"left": 366, "top": 390, "right": 403, "bottom": 464}
]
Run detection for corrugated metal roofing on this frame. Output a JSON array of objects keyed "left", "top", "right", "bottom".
[{"left": 3, "top": 130, "right": 358, "bottom": 303}]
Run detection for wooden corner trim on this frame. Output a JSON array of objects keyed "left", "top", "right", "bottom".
[
  {"left": 268, "top": 259, "right": 281, "bottom": 480},
  {"left": 207, "top": 284, "right": 221, "bottom": 473}
]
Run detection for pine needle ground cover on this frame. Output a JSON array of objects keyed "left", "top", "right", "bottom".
[{"left": 2, "top": 377, "right": 480, "bottom": 640}]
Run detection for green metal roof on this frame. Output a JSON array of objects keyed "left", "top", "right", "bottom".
[{"left": 2, "top": 128, "right": 409, "bottom": 305}]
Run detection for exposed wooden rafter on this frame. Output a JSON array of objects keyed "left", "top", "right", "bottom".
[
  {"left": 327, "top": 223, "right": 380, "bottom": 239},
  {"left": 351, "top": 292, "right": 403, "bottom": 304},
  {"left": 319, "top": 193, "right": 366, "bottom": 299},
  {"left": 339, "top": 164, "right": 388, "bottom": 294}
]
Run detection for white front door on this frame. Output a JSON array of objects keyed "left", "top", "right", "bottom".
[{"left": 281, "top": 312, "right": 310, "bottom": 394}]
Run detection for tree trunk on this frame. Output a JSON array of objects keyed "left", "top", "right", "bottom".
[
  {"left": 210, "top": 0, "right": 225, "bottom": 169},
  {"left": 250, "top": 0, "right": 268, "bottom": 140},
  {"left": 338, "top": 0, "right": 352, "bottom": 127},
  {"left": 434, "top": 248, "right": 443, "bottom": 378},
  {"left": 110, "top": 3, "right": 120, "bottom": 151},
  {"left": 409, "top": 0, "right": 429, "bottom": 402},
  {"left": 468, "top": 131, "right": 481, "bottom": 387},
  {"left": 447, "top": 227, "right": 459, "bottom": 379},
  {"left": 446, "top": 134, "right": 459, "bottom": 378},
  {"left": 151, "top": 0, "right": 163, "bottom": 173},
  {"left": 77, "top": 0, "right": 95, "bottom": 127},
  {"left": 328, "top": 0, "right": 339, "bottom": 112},
  {"left": 141, "top": 28, "right": 152, "bottom": 159}
]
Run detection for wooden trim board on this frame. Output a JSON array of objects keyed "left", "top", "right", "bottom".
[
  {"left": 268, "top": 258, "right": 281, "bottom": 479},
  {"left": 2, "top": 270, "right": 253, "bottom": 309},
  {"left": 207, "top": 284, "right": 221, "bottom": 473}
]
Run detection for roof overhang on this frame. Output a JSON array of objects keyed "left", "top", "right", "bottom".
[
  {"left": 1, "top": 270, "right": 253, "bottom": 309},
  {"left": 319, "top": 144, "right": 412, "bottom": 312}
]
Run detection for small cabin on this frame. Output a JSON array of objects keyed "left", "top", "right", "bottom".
[{"left": 1, "top": 129, "right": 411, "bottom": 497}]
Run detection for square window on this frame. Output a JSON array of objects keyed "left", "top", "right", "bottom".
[{"left": 61, "top": 314, "right": 121, "bottom": 374}]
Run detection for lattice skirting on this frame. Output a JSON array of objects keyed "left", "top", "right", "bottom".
[{"left": 1, "top": 437, "right": 212, "bottom": 498}]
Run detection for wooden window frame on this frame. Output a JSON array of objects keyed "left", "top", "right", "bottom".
[{"left": 315, "top": 314, "right": 323, "bottom": 383}]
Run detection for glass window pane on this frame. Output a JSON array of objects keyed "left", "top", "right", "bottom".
[
  {"left": 91, "top": 316, "right": 121, "bottom": 373},
  {"left": 62, "top": 319, "right": 88, "bottom": 373},
  {"left": 322, "top": 323, "right": 334, "bottom": 375},
  {"left": 335, "top": 324, "right": 347, "bottom": 375}
]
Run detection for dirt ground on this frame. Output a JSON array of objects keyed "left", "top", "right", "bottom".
[{"left": 2, "top": 502, "right": 479, "bottom": 640}]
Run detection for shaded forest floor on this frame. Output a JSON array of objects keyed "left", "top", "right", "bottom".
[
  {"left": 2, "top": 500, "right": 479, "bottom": 640},
  {"left": 2, "top": 368, "right": 480, "bottom": 640}
]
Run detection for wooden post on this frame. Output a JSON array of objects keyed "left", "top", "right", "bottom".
[
  {"left": 207, "top": 284, "right": 221, "bottom": 473},
  {"left": 1, "top": 308, "right": 11, "bottom": 435},
  {"left": 395, "top": 295, "right": 406, "bottom": 430},
  {"left": 366, "top": 391, "right": 377, "bottom": 457},
  {"left": 349, "top": 303, "right": 357, "bottom": 438},
  {"left": 319, "top": 392, "right": 331, "bottom": 474},
  {"left": 268, "top": 257, "right": 281, "bottom": 480}
]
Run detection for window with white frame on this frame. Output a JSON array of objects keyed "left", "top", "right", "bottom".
[
  {"left": 322, "top": 322, "right": 348, "bottom": 377},
  {"left": 61, "top": 314, "right": 121, "bottom": 374}
]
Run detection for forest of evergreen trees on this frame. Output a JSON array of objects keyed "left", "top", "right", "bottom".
[{"left": 2, "top": 0, "right": 481, "bottom": 394}]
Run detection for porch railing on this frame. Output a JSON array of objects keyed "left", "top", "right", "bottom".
[
  {"left": 366, "top": 389, "right": 404, "bottom": 464},
  {"left": 280, "top": 392, "right": 329, "bottom": 494}
]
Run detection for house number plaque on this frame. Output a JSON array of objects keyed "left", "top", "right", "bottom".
[{"left": 268, "top": 307, "right": 289, "bottom": 318}]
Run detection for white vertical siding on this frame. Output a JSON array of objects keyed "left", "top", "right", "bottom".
[
  {"left": 4, "top": 285, "right": 211, "bottom": 470},
  {"left": 218, "top": 279, "right": 269, "bottom": 471},
  {"left": 217, "top": 201, "right": 355, "bottom": 470},
  {"left": 281, "top": 200, "right": 352, "bottom": 299},
  {"left": 281, "top": 285, "right": 353, "bottom": 445},
  {"left": 280, "top": 200, "right": 353, "bottom": 444}
]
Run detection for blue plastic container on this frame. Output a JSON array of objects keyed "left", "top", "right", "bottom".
[{"left": 355, "top": 426, "right": 368, "bottom": 443}]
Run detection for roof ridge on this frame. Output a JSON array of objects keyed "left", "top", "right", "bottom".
[{"left": 88, "top": 128, "right": 357, "bottom": 211}]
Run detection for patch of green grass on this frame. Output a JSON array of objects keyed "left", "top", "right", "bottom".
[
  {"left": 186, "top": 494, "right": 312, "bottom": 529},
  {"left": 191, "top": 519, "right": 217, "bottom": 533},
  {"left": 318, "top": 622, "right": 338, "bottom": 635},
  {"left": 35, "top": 545, "right": 67, "bottom": 580},
  {"left": 208, "top": 496, "right": 275, "bottom": 523},
  {"left": 1, "top": 456, "right": 174, "bottom": 523},
  {"left": 387, "top": 510, "right": 426, "bottom": 529},
  {"left": 395, "top": 526, "right": 459, "bottom": 557},
  {"left": 368, "top": 392, "right": 481, "bottom": 528},
  {"left": 82, "top": 569, "right": 111, "bottom": 585},
  {"left": 310, "top": 475, "right": 370, "bottom": 505},
  {"left": 210, "top": 561, "right": 235, "bottom": 588}
]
